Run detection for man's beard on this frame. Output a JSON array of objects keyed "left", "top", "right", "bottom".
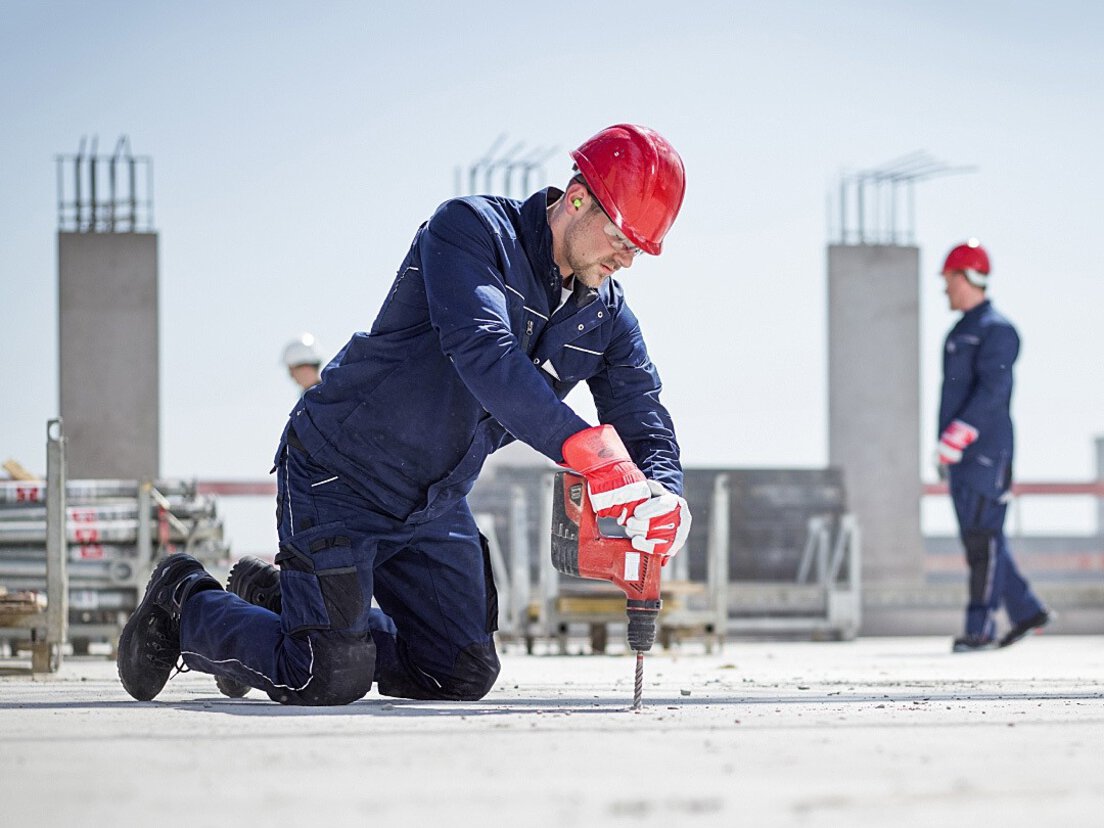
[{"left": 563, "top": 216, "right": 618, "bottom": 287}]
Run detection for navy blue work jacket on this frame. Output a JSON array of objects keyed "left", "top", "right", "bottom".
[
  {"left": 284, "top": 188, "right": 682, "bottom": 523},
  {"left": 939, "top": 300, "right": 1018, "bottom": 496}
]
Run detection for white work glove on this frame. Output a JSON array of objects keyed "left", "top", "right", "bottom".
[
  {"left": 622, "top": 480, "right": 691, "bottom": 559},
  {"left": 937, "top": 419, "right": 978, "bottom": 465}
]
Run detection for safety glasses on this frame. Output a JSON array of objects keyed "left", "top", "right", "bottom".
[
  {"left": 602, "top": 220, "right": 644, "bottom": 257},
  {"left": 575, "top": 175, "right": 644, "bottom": 257}
]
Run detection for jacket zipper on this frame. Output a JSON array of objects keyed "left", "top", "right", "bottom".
[{"left": 522, "top": 318, "right": 534, "bottom": 353}]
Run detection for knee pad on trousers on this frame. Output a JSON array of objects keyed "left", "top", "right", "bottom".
[
  {"left": 440, "top": 640, "right": 501, "bottom": 701},
  {"left": 963, "top": 530, "right": 995, "bottom": 566},
  {"left": 962, "top": 530, "right": 996, "bottom": 605},
  {"left": 378, "top": 639, "right": 501, "bottom": 701},
  {"left": 267, "top": 632, "right": 376, "bottom": 706}
]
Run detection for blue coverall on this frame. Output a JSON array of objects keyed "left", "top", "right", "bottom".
[
  {"left": 940, "top": 300, "right": 1044, "bottom": 640},
  {"left": 178, "top": 188, "right": 683, "bottom": 704}
]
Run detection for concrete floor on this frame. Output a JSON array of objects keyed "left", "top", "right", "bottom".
[{"left": 2, "top": 635, "right": 1103, "bottom": 828}]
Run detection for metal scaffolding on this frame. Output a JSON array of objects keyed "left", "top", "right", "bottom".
[{"left": 0, "top": 441, "right": 229, "bottom": 655}]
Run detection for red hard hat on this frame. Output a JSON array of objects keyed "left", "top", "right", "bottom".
[
  {"left": 942, "top": 239, "right": 990, "bottom": 287},
  {"left": 570, "top": 124, "right": 686, "bottom": 256}
]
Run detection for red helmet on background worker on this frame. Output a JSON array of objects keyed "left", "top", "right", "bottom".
[
  {"left": 942, "top": 239, "right": 990, "bottom": 288},
  {"left": 570, "top": 124, "right": 686, "bottom": 256}
]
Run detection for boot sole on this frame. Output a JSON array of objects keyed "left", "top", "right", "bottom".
[{"left": 999, "top": 611, "right": 1054, "bottom": 648}]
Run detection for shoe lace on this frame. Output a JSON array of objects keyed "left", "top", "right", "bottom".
[
  {"left": 147, "top": 634, "right": 191, "bottom": 680},
  {"left": 144, "top": 619, "right": 182, "bottom": 672}
]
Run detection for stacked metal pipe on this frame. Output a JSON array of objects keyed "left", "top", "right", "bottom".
[{"left": 0, "top": 479, "right": 228, "bottom": 645}]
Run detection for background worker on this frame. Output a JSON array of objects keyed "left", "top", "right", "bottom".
[
  {"left": 936, "top": 239, "right": 1051, "bottom": 652},
  {"left": 118, "top": 124, "right": 692, "bottom": 705},
  {"left": 282, "top": 332, "right": 324, "bottom": 392}
]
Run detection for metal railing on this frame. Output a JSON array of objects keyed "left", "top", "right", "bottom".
[{"left": 194, "top": 467, "right": 865, "bottom": 645}]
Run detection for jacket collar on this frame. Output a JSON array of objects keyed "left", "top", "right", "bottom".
[
  {"left": 519, "top": 187, "right": 618, "bottom": 313},
  {"left": 519, "top": 188, "right": 562, "bottom": 310},
  {"left": 962, "top": 299, "right": 991, "bottom": 320}
]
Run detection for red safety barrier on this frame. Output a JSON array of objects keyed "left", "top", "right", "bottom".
[
  {"left": 923, "top": 481, "right": 1104, "bottom": 497},
  {"left": 196, "top": 480, "right": 277, "bottom": 497},
  {"left": 200, "top": 480, "right": 1104, "bottom": 499}
]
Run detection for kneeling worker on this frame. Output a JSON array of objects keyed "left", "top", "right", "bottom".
[{"left": 118, "top": 124, "right": 692, "bottom": 704}]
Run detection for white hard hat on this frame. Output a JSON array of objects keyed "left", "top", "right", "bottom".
[{"left": 282, "top": 333, "right": 323, "bottom": 369}]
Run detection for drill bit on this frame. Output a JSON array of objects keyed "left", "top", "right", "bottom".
[{"left": 631, "top": 650, "right": 644, "bottom": 711}]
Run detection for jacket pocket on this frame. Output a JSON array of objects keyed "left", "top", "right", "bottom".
[
  {"left": 548, "top": 342, "right": 604, "bottom": 382},
  {"left": 275, "top": 521, "right": 365, "bottom": 634}
]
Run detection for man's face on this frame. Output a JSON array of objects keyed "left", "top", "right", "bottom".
[
  {"left": 561, "top": 194, "right": 639, "bottom": 288},
  {"left": 289, "top": 363, "right": 321, "bottom": 391},
  {"left": 942, "top": 270, "right": 970, "bottom": 311}
]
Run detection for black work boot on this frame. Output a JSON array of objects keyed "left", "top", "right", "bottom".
[
  {"left": 214, "top": 556, "right": 282, "bottom": 698},
  {"left": 117, "top": 553, "right": 222, "bottom": 701},
  {"left": 999, "top": 609, "right": 1053, "bottom": 648},
  {"left": 951, "top": 633, "right": 997, "bottom": 653}
]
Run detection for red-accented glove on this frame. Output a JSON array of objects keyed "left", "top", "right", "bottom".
[
  {"left": 937, "top": 419, "right": 979, "bottom": 465},
  {"left": 623, "top": 480, "right": 692, "bottom": 559},
  {"left": 561, "top": 425, "right": 651, "bottom": 523}
]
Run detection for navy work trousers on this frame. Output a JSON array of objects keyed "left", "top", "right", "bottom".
[
  {"left": 949, "top": 477, "right": 1044, "bottom": 640},
  {"left": 179, "top": 436, "right": 500, "bottom": 705}
]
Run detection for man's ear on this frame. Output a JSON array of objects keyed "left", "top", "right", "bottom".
[{"left": 566, "top": 180, "right": 588, "bottom": 211}]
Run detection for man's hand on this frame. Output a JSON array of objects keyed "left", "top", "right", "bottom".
[
  {"left": 933, "top": 452, "right": 949, "bottom": 482},
  {"left": 937, "top": 419, "right": 979, "bottom": 465},
  {"left": 561, "top": 425, "right": 651, "bottom": 522},
  {"left": 623, "top": 480, "right": 692, "bottom": 559}
]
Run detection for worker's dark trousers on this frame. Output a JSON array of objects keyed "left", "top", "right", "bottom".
[
  {"left": 179, "top": 438, "right": 500, "bottom": 705},
  {"left": 950, "top": 479, "right": 1044, "bottom": 640}
]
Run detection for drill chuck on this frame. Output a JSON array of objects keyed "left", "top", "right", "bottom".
[{"left": 626, "top": 599, "right": 661, "bottom": 652}]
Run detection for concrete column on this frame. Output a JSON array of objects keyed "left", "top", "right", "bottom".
[
  {"left": 58, "top": 231, "right": 159, "bottom": 480},
  {"left": 827, "top": 244, "right": 924, "bottom": 587}
]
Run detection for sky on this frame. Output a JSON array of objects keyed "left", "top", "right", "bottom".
[{"left": 2, "top": 1, "right": 1103, "bottom": 551}]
